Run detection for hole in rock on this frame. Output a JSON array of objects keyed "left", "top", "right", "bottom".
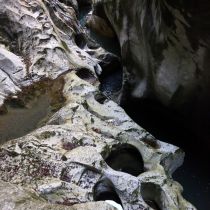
[
  {"left": 0, "top": 79, "right": 65, "bottom": 144},
  {"left": 141, "top": 183, "right": 162, "bottom": 210},
  {"left": 76, "top": 68, "right": 97, "bottom": 84},
  {"left": 74, "top": 33, "right": 86, "bottom": 49},
  {"left": 94, "top": 93, "right": 108, "bottom": 104},
  {"left": 105, "top": 144, "right": 144, "bottom": 176},
  {"left": 98, "top": 56, "right": 123, "bottom": 97},
  {"left": 93, "top": 176, "right": 122, "bottom": 206}
]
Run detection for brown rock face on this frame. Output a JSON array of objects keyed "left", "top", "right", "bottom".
[{"left": 86, "top": 14, "right": 115, "bottom": 38}]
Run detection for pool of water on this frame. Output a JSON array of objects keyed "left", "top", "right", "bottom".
[
  {"left": 0, "top": 94, "right": 51, "bottom": 144},
  {"left": 79, "top": 5, "right": 121, "bottom": 56}
]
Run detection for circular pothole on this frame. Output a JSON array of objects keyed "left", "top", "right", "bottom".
[
  {"left": 141, "top": 183, "right": 162, "bottom": 210},
  {"left": 93, "top": 177, "right": 122, "bottom": 206},
  {"left": 105, "top": 144, "right": 144, "bottom": 176}
]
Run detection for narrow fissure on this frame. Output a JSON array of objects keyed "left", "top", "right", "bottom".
[{"left": 78, "top": 2, "right": 123, "bottom": 99}]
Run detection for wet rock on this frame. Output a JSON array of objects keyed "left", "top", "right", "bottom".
[
  {"left": 0, "top": 72, "right": 195, "bottom": 209},
  {"left": 0, "top": 0, "right": 101, "bottom": 107}
]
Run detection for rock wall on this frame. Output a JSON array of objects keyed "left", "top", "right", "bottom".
[
  {"left": 98, "top": 0, "right": 210, "bottom": 109},
  {"left": 0, "top": 0, "right": 197, "bottom": 209}
]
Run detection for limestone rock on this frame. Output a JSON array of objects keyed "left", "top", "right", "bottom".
[
  {"left": 0, "top": 0, "right": 197, "bottom": 210},
  {"left": 0, "top": 0, "right": 101, "bottom": 107},
  {"left": 0, "top": 180, "right": 115, "bottom": 210}
]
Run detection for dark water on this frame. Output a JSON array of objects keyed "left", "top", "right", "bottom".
[
  {"left": 99, "top": 67, "right": 122, "bottom": 97},
  {"left": 122, "top": 98, "right": 210, "bottom": 210},
  {"left": 0, "top": 94, "right": 51, "bottom": 144}
]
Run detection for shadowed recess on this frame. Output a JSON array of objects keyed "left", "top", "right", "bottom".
[
  {"left": 93, "top": 176, "right": 122, "bottom": 206},
  {"left": 98, "top": 56, "right": 122, "bottom": 97},
  {"left": 141, "top": 182, "right": 162, "bottom": 210},
  {"left": 76, "top": 68, "right": 97, "bottom": 84},
  {"left": 105, "top": 144, "right": 144, "bottom": 176}
]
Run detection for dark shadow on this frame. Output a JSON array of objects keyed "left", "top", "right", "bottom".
[
  {"left": 105, "top": 144, "right": 144, "bottom": 177},
  {"left": 141, "top": 183, "right": 162, "bottom": 210},
  {"left": 76, "top": 68, "right": 97, "bottom": 84},
  {"left": 98, "top": 55, "right": 123, "bottom": 97},
  {"left": 93, "top": 176, "right": 122, "bottom": 206}
]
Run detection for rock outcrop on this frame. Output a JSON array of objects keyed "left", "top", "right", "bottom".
[
  {"left": 0, "top": 0, "right": 197, "bottom": 209},
  {"left": 97, "top": 0, "right": 210, "bottom": 109}
]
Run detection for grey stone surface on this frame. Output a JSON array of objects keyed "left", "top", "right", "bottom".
[
  {"left": 0, "top": 0, "right": 197, "bottom": 209},
  {"left": 0, "top": 180, "right": 116, "bottom": 210}
]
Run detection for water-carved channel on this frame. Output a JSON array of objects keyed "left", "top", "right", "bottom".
[{"left": 78, "top": 3, "right": 210, "bottom": 210}]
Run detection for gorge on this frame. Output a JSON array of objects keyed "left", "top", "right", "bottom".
[{"left": 0, "top": 0, "right": 209, "bottom": 209}]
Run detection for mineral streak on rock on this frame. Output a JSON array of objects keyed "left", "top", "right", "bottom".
[{"left": 0, "top": 0, "right": 196, "bottom": 209}]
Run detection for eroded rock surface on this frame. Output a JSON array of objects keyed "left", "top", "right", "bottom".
[
  {"left": 0, "top": 180, "right": 115, "bottom": 210},
  {"left": 0, "top": 0, "right": 196, "bottom": 209},
  {"left": 96, "top": 0, "right": 210, "bottom": 110}
]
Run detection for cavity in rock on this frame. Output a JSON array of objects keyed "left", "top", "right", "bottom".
[
  {"left": 93, "top": 176, "right": 122, "bottom": 206},
  {"left": 105, "top": 144, "right": 144, "bottom": 176},
  {"left": 141, "top": 183, "right": 162, "bottom": 210}
]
